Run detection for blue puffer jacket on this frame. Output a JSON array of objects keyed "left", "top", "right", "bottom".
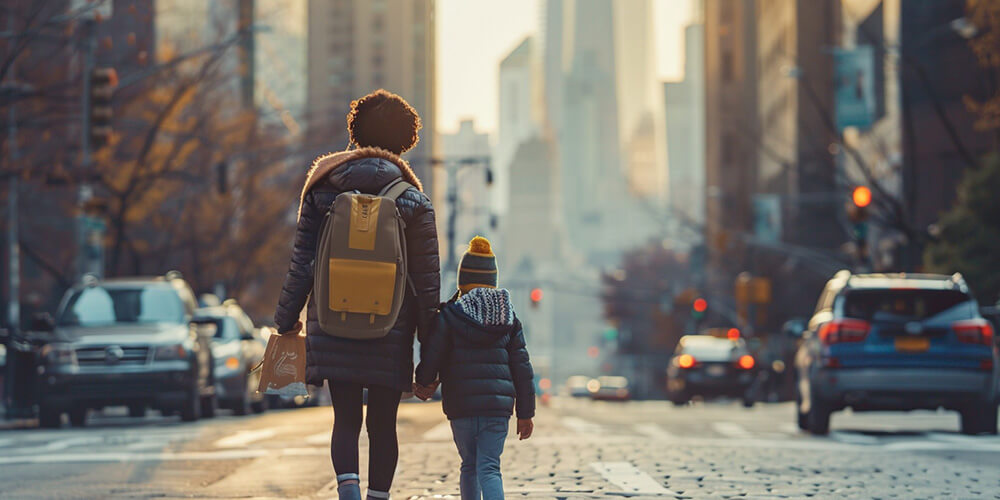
[
  {"left": 274, "top": 147, "right": 441, "bottom": 392},
  {"left": 416, "top": 288, "right": 536, "bottom": 420}
]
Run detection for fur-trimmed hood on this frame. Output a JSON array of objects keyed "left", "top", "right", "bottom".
[{"left": 298, "top": 146, "right": 423, "bottom": 220}]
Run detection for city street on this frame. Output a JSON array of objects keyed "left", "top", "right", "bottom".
[{"left": 1, "top": 398, "right": 999, "bottom": 499}]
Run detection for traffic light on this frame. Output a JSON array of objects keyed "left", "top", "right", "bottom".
[
  {"left": 692, "top": 298, "right": 708, "bottom": 321},
  {"left": 530, "top": 287, "right": 543, "bottom": 309},
  {"left": 847, "top": 186, "right": 871, "bottom": 246},
  {"left": 90, "top": 67, "right": 118, "bottom": 149}
]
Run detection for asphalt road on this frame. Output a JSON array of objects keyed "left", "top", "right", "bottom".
[{"left": 1, "top": 398, "right": 999, "bottom": 499}]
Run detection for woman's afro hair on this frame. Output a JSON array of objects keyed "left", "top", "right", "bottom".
[{"left": 347, "top": 89, "right": 422, "bottom": 155}]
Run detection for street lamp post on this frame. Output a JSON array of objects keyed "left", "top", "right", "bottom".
[{"left": 431, "top": 156, "right": 494, "bottom": 287}]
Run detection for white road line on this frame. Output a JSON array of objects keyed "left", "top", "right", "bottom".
[
  {"left": 213, "top": 428, "right": 277, "bottom": 449},
  {"left": 422, "top": 421, "right": 454, "bottom": 441},
  {"left": 590, "top": 462, "right": 676, "bottom": 496},
  {"left": 829, "top": 431, "right": 880, "bottom": 445},
  {"left": 633, "top": 423, "right": 674, "bottom": 440},
  {"left": 41, "top": 436, "right": 104, "bottom": 451},
  {"left": 0, "top": 438, "right": 14, "bottom": 448},
  {"left": 561, "top": 417, "right": 603, "bottom": 434},
  {"left": 0, "top": 446, "right": 330, "bottom": 465},
  {"left": 711, "top": 422, "right": 752, "bottom": 438},
  {"left": 305, "top": 431, "right": 330, "bottom": 445}
]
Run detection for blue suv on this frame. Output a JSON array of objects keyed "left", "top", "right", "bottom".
[{"left": 794, "top": 272, "right": 998, "bottom": 435}]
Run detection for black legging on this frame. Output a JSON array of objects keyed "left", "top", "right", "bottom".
[{"left": 328, "top": 381, "right": 402, "bottom": 491}]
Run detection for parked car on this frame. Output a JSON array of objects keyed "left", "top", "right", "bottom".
[
  {"left": 565, "top": 375, "right": 592, "bottom": 398},
  {"left": 35, "top": 272, "right": 216, "bottom": 427},
  {"left": 667, "top": 334, "right": 757, "bottom": 407},
  {"left": 794, "top": 271, "right": 998, "bottom": 435},
  {"left": 194, "top": 301, "right": 267, "bottom": 415},
  {"left": 588, "top": 376, "right": 631, "bottom": 401}
]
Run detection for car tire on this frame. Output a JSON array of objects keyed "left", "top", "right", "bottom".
[
  {"left": 670, "top": 392, "right": 689, "bottom": 407},
  {"left": 68, "top": 408, "right": 87, "bottom": 427},
  {"left": 251, "top": 393, "right": 268, "bottom": 414},
  {"left": 180, "top": 390, "right": 201, "bottom": 422},
  {"left": 38, "top": 406, "right": 61, "bottom": 429},
  {"left": 796, "top": 393, "right": 808, "bottom": 431},
  {"left": 960, "top": 405, "right": 998, "bottom": 435},
  {"left": 806, "top": 398, "right": 831, "bottom": 435},
  {"left": 742, "top": 397, "right": 755, "bottom": 409},
  {"left": 128, "top": 404, "right": 146, "bottom": 419}
]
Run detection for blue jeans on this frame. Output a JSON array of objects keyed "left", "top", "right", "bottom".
[{"left": 450, "top": 416, "right": 509, "bottom": 500}]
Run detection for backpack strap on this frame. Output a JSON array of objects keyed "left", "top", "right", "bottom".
[{"left": 378, "top": 178, "right": 413, "bottom": 201}]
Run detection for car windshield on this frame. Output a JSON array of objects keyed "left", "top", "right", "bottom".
[
  {"left": 841, "top": 289, "right": 975, "bottom": 323},
  {"left": 679, "top": 336, "right": 739, "bottom": 360},
  {"left": 58, "top": 286, "right": 185, "bottom": 327}
]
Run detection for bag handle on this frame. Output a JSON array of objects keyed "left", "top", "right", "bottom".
[{"left": 378, "top": 178, "right": 413, "bottom": 200}]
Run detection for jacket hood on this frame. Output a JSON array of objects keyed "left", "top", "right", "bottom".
[
  {"left": 298, "top": 146, "right": 423, "bottom": 220},
  {"left": 444, "top": 288, "right": 516, "bottom": 345}
]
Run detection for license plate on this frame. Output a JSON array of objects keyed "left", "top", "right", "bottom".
[
  {"left": 895, "top": 337, "right": 930, "bottom": 352},
  {"left": 707, "top": 365, "right": 726, "bottom": 376}
]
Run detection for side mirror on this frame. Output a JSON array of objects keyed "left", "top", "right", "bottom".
[
  {"left": 782, "top": 318, "right": 806, "bottom": 339},
  {"left": 30, "top": 313, "right": 56, "bottom": 333}
]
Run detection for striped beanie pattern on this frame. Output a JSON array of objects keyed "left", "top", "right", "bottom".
[{"left": 458, "top": 236, "right": 498, "bottom": 293}]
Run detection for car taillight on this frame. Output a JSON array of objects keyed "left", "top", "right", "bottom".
[
  {"left": 819, "top": 319, "right": 870, "bottom": 345},
  {"left": 737, "top": 355, "right": 755, "bottom": 370},
  {"left": 953, "top": 319, "right": 994, "bottom": 346},
  {"left": 678, "top": 354, "right": 696, "bottom": 369}
]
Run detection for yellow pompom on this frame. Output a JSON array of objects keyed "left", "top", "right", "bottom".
[{"left": 468, "top": 236, "right": 493, "bottom": 256}]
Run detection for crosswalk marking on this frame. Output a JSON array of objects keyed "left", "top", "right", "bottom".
[
  {"left": 422, "top": 421, "right": 453, "bottom": 441},
  {"left": 305, "top": 431, "right": 330, "bottom": 445},
  {"left": 561, "top": 417, "right": 603, "bottom": 434},
  {"left": 213, "top": 428, "right": 277, "bottom": 448},
  {"left": 633, "top": 423, "right": 674, "bottom": 440},
  {"left": 711, "top": 422, "right": 752, "bottom": 438},
  {"left": 590, "top": 462, "right": 675, "bottom": 495}
]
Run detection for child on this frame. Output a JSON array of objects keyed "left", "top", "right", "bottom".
[{"left": 414, "top": 236, "right": 535, "bottom": 500}]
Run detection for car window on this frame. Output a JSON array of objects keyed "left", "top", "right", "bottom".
[
  {"left": 678, "top": 337, "right": 739, "bottom": 361},
  {"left": 58, "top": 286, "right": 185, "bottom": 327},
  {"left": 218, "top": 317, "right": 240, "bottom": 340},
  {"left": 839, "top": 289, "right": 975, "bottom": 323}
]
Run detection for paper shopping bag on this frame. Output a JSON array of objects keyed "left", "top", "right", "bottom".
[{"left": 255, "top": 333, "right": 308, "bottom": 397}]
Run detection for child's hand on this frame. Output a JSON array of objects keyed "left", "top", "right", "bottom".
[{"left": 517, "top": 418, "right": 533, "bottom": 440}]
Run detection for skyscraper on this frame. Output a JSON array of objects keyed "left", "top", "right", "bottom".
[
  {"left": 664, "top": 23, "right": 706, "bottom": 225},
  {"left": 306, "top": 0, "right": 436, "bottom": 193}
]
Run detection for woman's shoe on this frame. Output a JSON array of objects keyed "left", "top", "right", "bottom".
[{"left": 336, "top": 474, "right": 362, "bottom": 500}]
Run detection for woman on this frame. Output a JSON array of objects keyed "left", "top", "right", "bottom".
[{"left": 274, "top": 89, "right": 441, "bottom": 500}]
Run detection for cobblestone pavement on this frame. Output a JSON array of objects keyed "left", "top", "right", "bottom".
[{"left": 1, "top": 398, "right": 999, "bottom": 499}]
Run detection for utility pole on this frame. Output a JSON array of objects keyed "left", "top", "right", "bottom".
[
  {"left": 6, "top": 13, "right": 20, "bottom": 336},
  {"left": 76, "top": 17, "right": 97, "bottom": 281}
]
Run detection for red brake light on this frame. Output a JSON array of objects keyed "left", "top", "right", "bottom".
[
  {"left": 954, "top": 319, "right": 994, "bottom": 346},
  {"left": 819, "top": 319, "right": 870, "bottom": 345},
  {"left": 678, "top": 354, "right": 696, "bottom": 369},
  {"left": 737, "top": 355, "right": 755, "bottom": 370}
]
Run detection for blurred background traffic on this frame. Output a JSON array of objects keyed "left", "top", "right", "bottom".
[{"left": 1, "top": 0, "right": 999, "bottom": 439}]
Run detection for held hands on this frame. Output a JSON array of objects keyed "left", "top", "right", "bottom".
[
  {"left": 412, "top": 380, "right": 440, "bottom": 401},
  {"left": 517, "top": 418, "right": 533, "bottom": 440},
  {"left": 279, "top": 321, "right": 303, "bottom": 336}
]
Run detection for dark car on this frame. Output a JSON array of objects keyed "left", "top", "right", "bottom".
[
  {"left": 667, "top": 334, "right": 757, "bottom": 407},
  {"left": 588, "top": 376, "right": 631, "bottom": 401},
  {"left": 35, "top": 273, "right": 216, "bottom": 427},
  {"left": 794, "top": 271, "right": 998, "bottom": 435},
  {"left": 194, "top": 301, "right": 267, "bottom": 415}
]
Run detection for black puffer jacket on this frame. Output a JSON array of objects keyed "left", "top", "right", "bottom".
[
  {"left": 274, "top": 150, "right": 440, "bottom": 392},
  {"left": 416, "top": 288, "right": 535, "bottom": 420}
]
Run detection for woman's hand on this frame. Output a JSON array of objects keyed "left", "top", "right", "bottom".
[
  {"left": 413, "top": 381, "right": 439, "bottom": 400},
  {"left": 279, "top": 321, "right": 303, "bottom": 336}
]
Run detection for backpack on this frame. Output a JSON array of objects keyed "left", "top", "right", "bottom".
[{"left": 313, "top": 179, "right": 414, "bottom": 339}]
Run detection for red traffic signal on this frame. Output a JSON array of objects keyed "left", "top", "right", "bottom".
[
  {"left": 852, "top": 186, "right": 872, "bottom": 208},
  {"left": 727, "top": 328, "right": 740, "bottom": 340},
  {"left": 693, "top": 298, "right": 708, "bottom": 313},
  {"left": 530, "top": 288, "right": 543, "bottom": 303}
]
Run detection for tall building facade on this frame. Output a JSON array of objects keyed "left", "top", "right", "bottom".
[
  {"left": 306, "top": 0, "right": 436, "bottom": 193},
  {"left": 497, "top": 37, "right": 540, "bottom": 214},
  {"left": 703, "top": 0, "right": 758, "bottom": 289},
  {"left": 664, "top": 22, "right": 706, "bottom": 226}
]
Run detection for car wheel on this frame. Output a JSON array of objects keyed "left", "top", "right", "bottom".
[
  {"left": 38, "top": 406, "right": 61, "bottom": 429},
  {"left": 796, "top": 392, "right": 808, "bottom": 431},
  {"left": 180, "top": 390, "right": 201, "bottom": 422},
  {"left": 670, "top": 391, "right": 689, "bottom": 407},
  {"left": 806, "top": 397, "right": 831, "bottom": 435},
  {"left": 200, "top": 395, "right": 217, "bottom": 419},
  {"left": 251, "top": 392, "right": 268, "bottom": 414},
  {"left": 742, "top": 397, "right": 755, "bottom": 409},
  {"left": 68, "top": 408, "right": 87, "bottom": 427},
  {"left": 960, "top": 405, "right": 998, "bottom": 435},
  {"left": 128, "top": 404, "right": 146, "bottom": 419}
]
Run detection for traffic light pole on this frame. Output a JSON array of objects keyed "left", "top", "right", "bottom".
[
  {"left": 6, "top": 13, "right": 20, "bottom": 336},
  {"left": 76, "top": 18, "right": 96, "bottom": 281}
]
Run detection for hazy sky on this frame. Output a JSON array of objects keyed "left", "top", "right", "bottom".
[{"left": 436, "top": 0, "right": 696, "bottom": 136}]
